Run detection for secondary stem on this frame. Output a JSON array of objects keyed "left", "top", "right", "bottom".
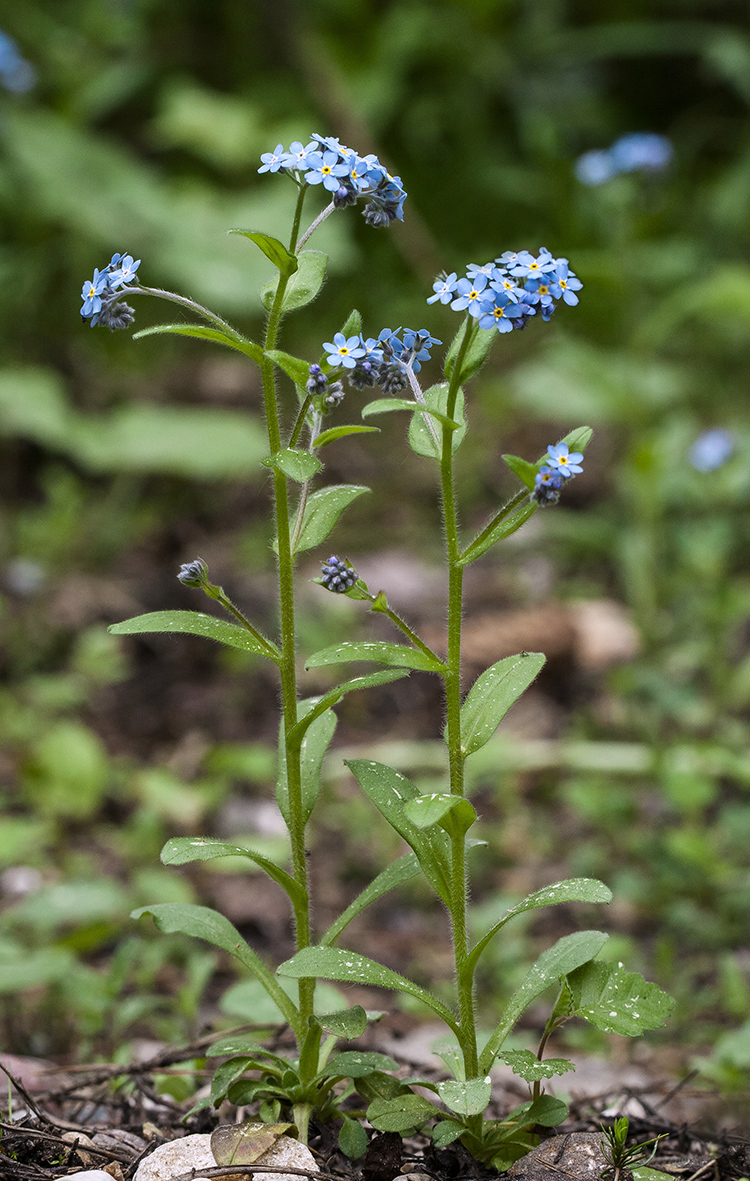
[{"left": 259, "top": 185, "right": 315, "bottom": 1032}]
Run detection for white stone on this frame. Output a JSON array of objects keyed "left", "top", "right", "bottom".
[
  {"left": 67, "top": 1172, "right": 119, "bottom": 1181},
  {"left": 133, "top": 1131, "right": 319, "bottom": 1181}
]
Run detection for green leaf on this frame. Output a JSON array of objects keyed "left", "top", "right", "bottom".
[
  {"left": 559, "top": 425, "right": 593, "bottom": 454},
  {"left": 444, "top": 320, "right": 496, "bottom": 384},
  {"left": 345, "top": 760, "right": 452, "bottom": 904},
  {"left": 211, "top": 1121, "right": 294, "bottom": 1166},
  {"left": 565, "top": 961, "right": 675, "bottom": 1035},
  {"left": 264, "top": 349, "right": 311, "bottom": 387},
  {"left": 205, "top": 1034, "right": 270, "bottom": 1058},
  {"left": 320, "top": 852, "right": 421, "bottom": 946},
  {"left": 502, "top": 454, "right": 540, "bottom": 491},
  {"left": 339, "top": 1117, "right": 368, "bottom": 1159},
  {"left": 361, "top": 397, "right": 461, "bottom": 430},
  {"left": 293, "top": 484, "right": 370, "bottom": 554},
  {"left": 632, "top": 1169, "right": 676, "bottom": 1181},
  {"left": 306, "top": 640, "right": 445, "bottom": 674},
  {"left": 262, "top": 448, "right": 322, "bottom": 482},
  {"left": 287, "top": 672, "right": 409, "bottom": 751},
  {"left": 458, "top": 501, "right": 536, "bottom": 566},
  {"left": 521, "top": 1094, "right": 569, "bottom": 1128},
  {"left": 338, "top": 309, "right": 363, "bottom": 339},
  {"left": 261, "top": 250, "right": 327, "bottom": 313},
  {"left": 312, "top": 1005, "right": 368, "bottom": 1040},
  {"left": 131, "top": 903, "right": 300, "bottom": 1032},
  {"left": 160, "top": 837, "right": 304, "bottom": 909},
  {"left": 459, "top": 652, "right": 546, "bottom": 756},
  {"left": 278, "top": 946, "right": 461, "bottom": 1036},
  {"left": 403, "top": 793, "right": 476, "bottom": 835},
  {"left": 318, "top": 1050, "right": 398, "bottom": 1079},
  {"left": 367, "top": 1094, "right": 440, "bottom": 1133},
  {"left": 432, "top": 1120, "right": 465, "bottom": 1148},
  {"left": 479, "top": 930, "right": 609, "bottom": 1072},
  {"left": 109, "top": 610, "right": 279, "bottom": 662},
  {"left": 210, "top": 1057, "right": 258, "bottom": 1105},
  {"left": 277, "top": 700, "right": 337, "bottom": 827},
  {"left": 229, "top": 230, "right": 298, "bottom": 278},
  {"left": 132, "top": 323, "right": 264, "bottom": 363},
  {"left": 496, "top": 1050, "right": 575, "bottom": 1083},
  {"left": 408, "top": 384, "right": 467, "bottom": 460},
  {"left": 315, "top": 424, "right": 380, "bottom": 448},
  {"left": 464, "top": 878, "right": 612, "bottom": 983},
  {"left": 437, "top": 1076, "right": 492, "bottom": 1117}
]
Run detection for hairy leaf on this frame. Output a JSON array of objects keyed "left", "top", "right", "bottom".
[
  {"left": 459, "top": 652, "right": 546, "bottom": 756},
  {"left": 293, "top": 484, "right": 370, "bottom": 554},
  {"left": 109, "top": 610, "right": 279, "bottom": 662},
  {"left": 306, "top": 640, "right": 445, "bottom": 674}
]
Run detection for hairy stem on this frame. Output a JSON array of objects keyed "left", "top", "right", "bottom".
[{"left": 439, "top": 323, "right": 480, "bottom": 1107}]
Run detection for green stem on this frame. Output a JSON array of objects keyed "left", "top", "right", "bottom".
[
  {"left": 439, "top": 323, "right": 480, "bottom": 1107},
  {"left": 259, "top": 184, "right": 315, "bottom": 1031},
  {"left": 204, "top": 584, "right": 281, "bottom": 662},
  {"left": 128, "top": 285, "right": 244, "bottom": 337},
  {"left": 371, "top": 597, "right": 446, "bottom": 668}
]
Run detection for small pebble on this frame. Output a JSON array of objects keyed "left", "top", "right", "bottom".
[{"left": 66, "top": 1172, "right": 119, "bottom": 1181}]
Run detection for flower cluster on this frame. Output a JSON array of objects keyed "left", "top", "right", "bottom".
[
  {"left": 575, "top": 132, "right": 673, "bottom": 186},
  {"left": 428, "top": 249, "right": 581, "bottom": 334},
  {"left": 320, "top": 328, "right": 441, "bottom": 396},
  {"left": 320, "top": 555, "right": 358, "bottom": 593},
  {"left": 258, "top": 134, "right": 406, "bottom": 226},
  {"left": 80, "top": 253, "right": 141, "bottom": 330},
  {"left": 531, "top": 442, "right": 584, "bottom": 507}
]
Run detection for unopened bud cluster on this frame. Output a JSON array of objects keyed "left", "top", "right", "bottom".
[{"left": 320, "top": 555, "right": 358, "bottom": 593}]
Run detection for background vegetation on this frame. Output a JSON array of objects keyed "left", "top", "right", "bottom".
[{"left": 2, "top": 0, "right": 750, "bottom": 1092}]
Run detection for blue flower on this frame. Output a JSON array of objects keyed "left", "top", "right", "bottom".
[
  {"left": 548, "top": 262, "right": 582, "bottom": 306},
  {"left": 0, "top": 30, "right": 35, "bottom": 93},
  {"left": 546, "top": 442, "right": 584, "bottom": 477},
  {"left": 531, "top": 466, "right": 565, "bottom": 505},
  {"left": 304, "top": 149, "right": 351, "bottom": 192},
  {"left": 575, "top": 149, "right": 617, "bottom": 186},
  {"left": 427, "top": 272, "right": 459, "bottom": 305},
  {"left": 401, "top": 328, "right": 441, "bottom": 371},
  {"left": 81, "top": 270, "right": 108, "bottom": 319},
  {"left": 110, "top": 254, "right": 141, "bottom": 287},
  {"left": 281, "top": 140, "right": 318, "bottom": 171},
  {"left": 575, "top": 133, "right": 672, "bottom": 186},
  {"left": 466, "top": 262, "right": 497, "bottom": 280},
  {"left": 509, "top": 250, "right": 556, "bottom": 280},
  {"left": 490, "top": 272, "right": 523, "bottom": 302},
  {"left": 689, "top": 428, "right": 735, "bottom": 473},
  {"left": 258, "top": 143, "right": 287, "bottom": 174},
  {"left": 476, "top": 292, "right": 523, "bottom": 333},
  {"left": 610, "top": 132, "right": 673, "bottom": 173},
  {"left": 323, "top": 332, "right": 366, "bottom": 369},
  {"left": 451, "top": 274, "right": 490, "bottom": 314}
]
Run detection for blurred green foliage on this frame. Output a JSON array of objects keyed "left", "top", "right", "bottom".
[{"left": 1, "top": 0, "right": 750, "bottom": 1085}]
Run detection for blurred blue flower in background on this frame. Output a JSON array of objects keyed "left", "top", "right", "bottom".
[
  {"left": 576, "top": 132, "right": 672, "bottom": 186},
  {"left": 689, "top": 428, "right": 735, "bottom": 472},
  {"left": 0, "top": 30, "right": 36, "bottom": 93}
]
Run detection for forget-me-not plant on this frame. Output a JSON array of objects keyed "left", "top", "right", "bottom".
[{"left": 89, "top": 132, "right": 673, "bottom": 1167}]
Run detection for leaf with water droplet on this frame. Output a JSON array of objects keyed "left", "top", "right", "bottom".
[
  {"left": 565, "top": 960, "right": 674, "bottom": 1035},
  {"left": 497, "top": 1049, "right": 575, "bottom": 1083}
]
